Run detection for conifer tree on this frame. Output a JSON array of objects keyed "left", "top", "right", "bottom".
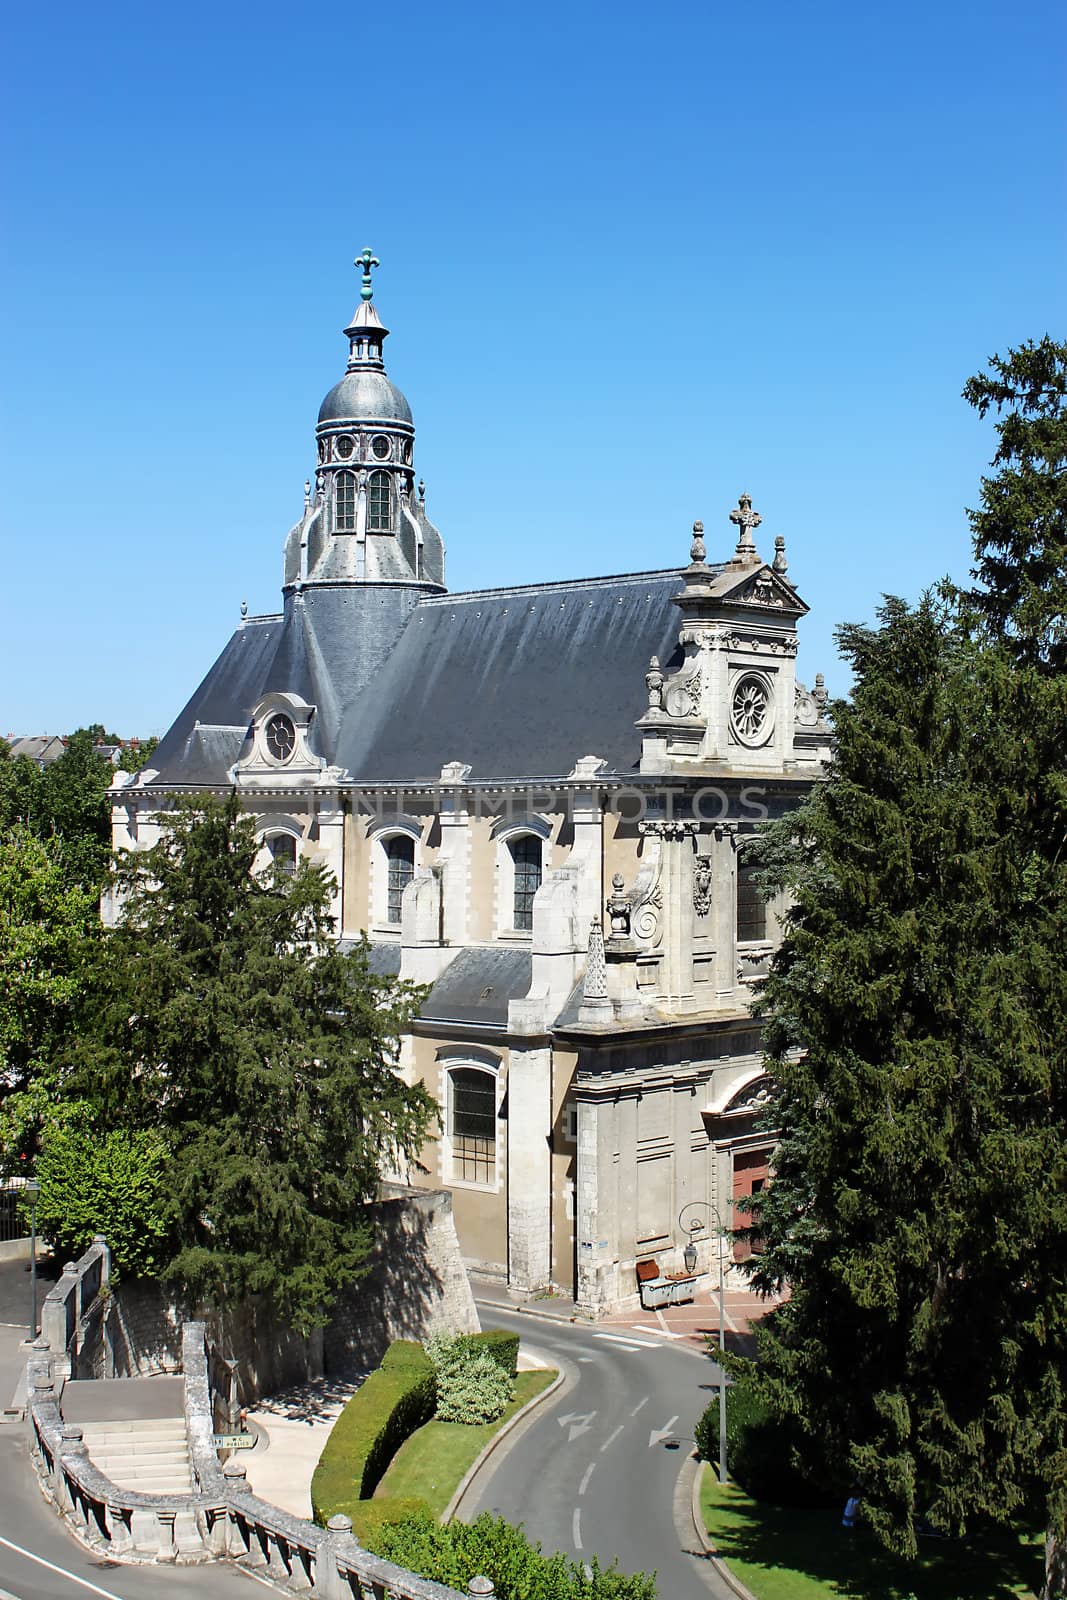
[
  {"left": 75, "top": 795, "right": 436, "bottom": 1332},
  {"left": 743, "top": 340, "right": 1067, "bottom": 1599}
]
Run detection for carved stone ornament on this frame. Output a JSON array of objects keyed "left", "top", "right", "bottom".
[
  {"left": 794, "top": 681, "right": 820, "bottom": 728},
  {"left": 723, "top": 1076, "right": 774, "bottom": 1116},
  {"left": 693, "top": 856, "right": 713, "bottom": 917},
  {"left": 751, "top": 572, "right": 784, "bottom": 608},
  {"left": 645, "top": 656, "right": 664, "bottom": 711},
  {"left": 664, "top": 670, "right": 701, "bottom": 718},
  {"left": 607, "top": 872, "right": 631, "bottom": 937}
]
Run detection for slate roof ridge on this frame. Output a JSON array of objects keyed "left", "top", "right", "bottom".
[
  {"left": 242, "top": 612, "right": 285, "bottom": 625},
  {"left": 412, "top": 566, "right": 713, "bottom": 608}
]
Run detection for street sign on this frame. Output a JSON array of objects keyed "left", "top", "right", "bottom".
[{"left": 213, "top": 1432, "right": 255, "bottom": 1450}]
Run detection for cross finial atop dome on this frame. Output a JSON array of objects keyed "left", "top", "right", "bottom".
[{"left": 355, "top": 247, "right": 380, "bottom": 302}]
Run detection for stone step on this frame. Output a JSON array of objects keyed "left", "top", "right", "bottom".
[
  {"left": 91, "top": 1448, "right": 190, "bottom": 1470},
  {"left": 79, "top": 1416, "right": 186, "bottom": 1437},
  {"left": 105, "top": 1470, "right": 193, "bottom": 1493}
]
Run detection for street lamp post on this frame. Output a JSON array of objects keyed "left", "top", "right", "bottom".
[
  {"left": 25, "top": 1179, "right": 40, "bottom": 1340},
  {"left": 679, "top": 1200, "right": 729, "bottom": 1485}
]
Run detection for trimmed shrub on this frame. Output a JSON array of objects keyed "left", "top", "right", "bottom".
[
  {"left": 427, "top": 1334, "right": 513, "bottom": 1424},
  {"left": 367, "top": 1509, "right": 657, "bottom": 1600},
  {"left": 459, "top": 1329, "right": 520, "bottom": 1377},
  {"left": 695, "top": 1385, "right": 836, "bottom": 1509},
  {"left": 311, "top": 1340, "right": 436, "bottom": 1524},
  {"left": 349, "top": 1495, "right": 432, "bottom": 1543}
]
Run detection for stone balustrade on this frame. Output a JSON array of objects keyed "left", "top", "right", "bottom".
[{"left": 27, "top": 1321, "right": 468, "bottom": 1600}]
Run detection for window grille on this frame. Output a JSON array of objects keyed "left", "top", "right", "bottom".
[
  {"left": 385, "top": 835, "right": 414, "bottom": 923},
  {"left": 368, "top": 469, "right": 391, "bottom": 531},
  {"left": 736, "top": 859, "right": 767, "bottom": 942},
  {"left": 450, "top": 1067, "right": 496, "bottom": 1184},
  {"left": 335, "top": 470, "right": 357, "bottom": 531},
  {"left": 267, "top": 834, "right": 297, "bottom": 876},
  {"left": 510, "top": 835, "right": 542, "bottom": 931}
]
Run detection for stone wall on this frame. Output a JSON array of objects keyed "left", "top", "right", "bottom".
[
  {"left": 75, "top": 1185, "right": 477, "bottom": 1400},
  {"left": 324, "top": 1184, "right": 479, "bottom": 1373}
]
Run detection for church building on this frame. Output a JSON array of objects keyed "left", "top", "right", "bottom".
[{"left": 108, "top": 255, "right": 832, "bottom": 1315}]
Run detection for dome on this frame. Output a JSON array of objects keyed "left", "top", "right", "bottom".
[{"left": 318, "top": 370, "right": 413, "bottom": 426}]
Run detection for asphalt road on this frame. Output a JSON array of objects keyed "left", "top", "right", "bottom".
[{"left": 460, "top": 1302, "right": 729, "bottom": 1600}]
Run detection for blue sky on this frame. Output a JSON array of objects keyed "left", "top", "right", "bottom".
[{"left": 2, "top": 0, "right": 1063, "bottom": 735}]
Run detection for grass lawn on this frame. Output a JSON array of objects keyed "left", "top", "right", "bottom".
[
  {"left": 374, "top": 1369, "right": 557, "bottom": 1519},
  {"left": 700, "top": 1468, "right": 1043, "bottom": 1600}
]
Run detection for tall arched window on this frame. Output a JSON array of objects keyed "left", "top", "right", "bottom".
[
  {"left": 736, "top": 858, "right": 767, "bottom": 942},
  {"left": 368, "top": 469, "right": 391, "bottom": 531},
  {"left": 335, "top": 470, "right": 357, "bottom": 531},
  {"left": 449, "top": 1066, "right": 497, "bottom": 1185},
  {"left": 510, "top": 834, "right": 542, "bottom": 931},
  {"left": 385, "top": 834, "right": 414, "bottom": 924}
]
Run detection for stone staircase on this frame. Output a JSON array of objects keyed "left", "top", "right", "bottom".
[{"left": 78, "top": 1415, "right": 192, "bottom": 1494}]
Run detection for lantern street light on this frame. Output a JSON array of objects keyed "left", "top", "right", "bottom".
[
  {"left": 24, "top": 1178, "right": 41, "bottom": 1340},
  {"left": 678, "top": 1200, "right": 729, "bottom": 1485}
]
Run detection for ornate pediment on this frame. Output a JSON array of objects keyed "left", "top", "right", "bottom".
[{"left": 711, "top": 563, "right": 808, "bottom": 616}]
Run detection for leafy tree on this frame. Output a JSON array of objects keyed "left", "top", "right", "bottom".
[
  {"left": 0, "top": 827, "right": 98, "bottom": 1162},
  {"left": 740, "top": 340, "right": 1067, "bottom": 1600},
  {"left": 35, "top": 1118, "right": 173, "bottom": 1279},
  {"left": 74, "top": 795, "right": 435, "bottom": 1331},
  {"left": 0, "top": 730, "right": 113, "bottom": 892}
]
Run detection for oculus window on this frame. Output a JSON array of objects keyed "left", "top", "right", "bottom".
[
  {"left": 368, "top": 469, "right": 391, "bottom": 531},
  {"left": 335, "top": 470, "right": 358, "bottom": 531},
  {"left": 449, "top": 1066, "right": 497, "bottom": 1186},
  {"left": 731, "top": 674, "right": 772, "bottom": 746},
  {"left": 510, "top": 835, "right": 542, "bottom": 931},
  {"left": 265, "top": 714, "right": 296, "bottom": 763}
]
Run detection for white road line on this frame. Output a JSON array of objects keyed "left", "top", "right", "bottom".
[
  {"left": 630, "top": 1396, "right": 649, "bottom": 1416},
  {"left": 592, "top": 1333, "right": 660, "bottom": 1349},
  {"left": 579, "top": 1461, "right": 596, "bottom": 1494},
  {"left": 630, "top": 1324, "right": 687, "bottom": 1339},
  {"left": 572, "top": 1507, "right": 583, "bottom": 1549},
  {"left": 0, "top": 1533, "right": 128, "bottom": 1599},
  {"left": 599, "top": 1424, "right": 625, "bottom": 1453}
]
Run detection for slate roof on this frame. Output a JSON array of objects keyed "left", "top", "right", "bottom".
[
  {"left": 419, "top": 946, "right": 533, "bottom": 1028},
  {"left": 147, "top": 567, "right": 697, "bottom": 787}
]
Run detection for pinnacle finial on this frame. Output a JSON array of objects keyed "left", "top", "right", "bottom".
[
  {"left": 240, "top": 599, "right": 248, "bottom": 622},
  {"left": 690, "top": 520, "right": 706, "bottom": 565},
  {"left": 355, "top": 247, "right": 380, "bottom": 302},
  {"left": 773, "top": 534, "right": 788, "bottom": 574}
]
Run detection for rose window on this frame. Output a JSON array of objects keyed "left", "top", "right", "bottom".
[{"left": 731, "top": 676, "right": 772, "bottom": 745}]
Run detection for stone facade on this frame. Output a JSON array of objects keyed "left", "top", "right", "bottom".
[{"left": 108, "top": 260, "right": 832, "bottom": 1316}]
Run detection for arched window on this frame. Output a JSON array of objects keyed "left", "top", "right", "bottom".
[
  {"left": 736, "top": 858, "right": 767, "bottom": 942},
  {"left": 267, "top": 833, "right": 297, "bottom": 877},
  {"left": 510, "top": 834, "right": 542, "bottom": 931},
  {"left": 449, "top": 1065, "right": 497, "bottom": 1185},
  {"left": 384, "top": 834, "right": 414, "bottom": 924},
  {"left": 368, "top": 469, "right": 391, "bottom": 532},
  {"left": 335, "top": 470, "right": 357, "bottom": 531}
]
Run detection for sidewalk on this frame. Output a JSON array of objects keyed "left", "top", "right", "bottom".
[
  {"left": 471, "top": 1270, "right": 786, "bottom": 1357},
  {"left": 242, "top": 1375, "right": 360, "bottom": 1518}
]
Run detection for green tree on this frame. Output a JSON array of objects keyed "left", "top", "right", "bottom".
[
  {"left": 75, "top": 795, "right": 436, "bottom": 1330},
  {"left": 741, "top": 340, "right": 1067, "bottom": 1599},
  {"left": 0, "top": 826, "right": 98, "bottom": 1166},
  {"left": 0, "top": 730, "right": 113, "bottom": 892},
  {"left": 35, "top": 1118, "right": 173, "bottom": 1279}
]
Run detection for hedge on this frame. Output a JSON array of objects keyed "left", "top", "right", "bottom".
[
  {"left": 457, "top": 1329, "right": 520, "bottom": 1377},
  {"left": 311, "top": 1340, "right": 437, "bottom": 1525},
  {"left": 695, "top": 1385, "right": 837, "bottom": 1509}
]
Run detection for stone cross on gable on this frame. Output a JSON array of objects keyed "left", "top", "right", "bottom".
[
  {"left": 355, "top": 247, "right": 380, "bottom": 302},
  {"left": 729, "top": 492, "right": 762, "bottom": 560}
]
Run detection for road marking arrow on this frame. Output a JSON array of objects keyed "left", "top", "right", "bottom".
[
  {"left": 648, "top": 1414, "right": 679, "bottom": 1448},
  {"left": 557, "top": 1410, "right": 597, "bottom": 1442}
]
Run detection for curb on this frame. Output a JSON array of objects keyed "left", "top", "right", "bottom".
[
  {"left": 475, "top": 1295, "right": 586, "bottom": 1328},
  {"left": 443, "top": 1361, "right": 566, "bottom": 1525},
  {"left": 690, "top": 1458, "right": 760, "bottom": 1600}
]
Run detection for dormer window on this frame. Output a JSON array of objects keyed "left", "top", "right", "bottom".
[
  {"left": 335, "top": 470, "right": 357, "bottom": 532},
  {"left": 368, "top": 469, "right": 391, "bottom": 532}
]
